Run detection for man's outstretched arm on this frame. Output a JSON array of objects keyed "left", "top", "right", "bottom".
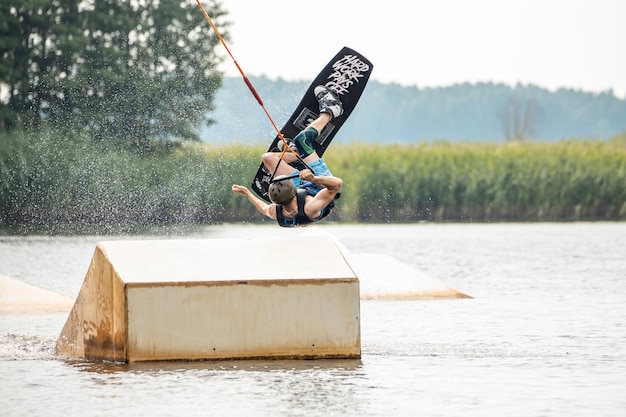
[{"left": 231, "top": 184, "right": 277, "bottom": 220}]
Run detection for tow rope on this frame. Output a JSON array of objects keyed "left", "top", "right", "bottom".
[{"left": 195, "top": 1, "right": 311, "bottom": 179}]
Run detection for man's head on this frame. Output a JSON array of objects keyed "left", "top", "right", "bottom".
[{"left": 268, "top": 176, "right": 296, "bottom": 205}]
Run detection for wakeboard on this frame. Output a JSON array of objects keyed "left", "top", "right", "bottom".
[{"left": 251, "top": 46, "right": 373, "bottom": 201}]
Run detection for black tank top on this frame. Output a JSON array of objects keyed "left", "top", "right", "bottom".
[
  {"left": 275, "top": 189, "right": 316, "bottom": 227},
  {"left": 275, "top": 188, "right": 339, "bottom": 228}
]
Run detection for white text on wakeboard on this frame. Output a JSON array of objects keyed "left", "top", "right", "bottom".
[{"left": 326, "top": 54, "right": 370, "bottom": 95}]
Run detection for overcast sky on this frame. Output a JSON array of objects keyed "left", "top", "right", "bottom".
[{"left": 207, "top": 0, "right": 626, "bottom": 98}]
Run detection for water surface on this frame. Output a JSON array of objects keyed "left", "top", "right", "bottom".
[{"left": 1, "top": 223, "right": 625, "bottom": 416}]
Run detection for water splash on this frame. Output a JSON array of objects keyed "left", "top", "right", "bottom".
[{"left": 0, "top": 333, "right": 57, "bottom": 361}]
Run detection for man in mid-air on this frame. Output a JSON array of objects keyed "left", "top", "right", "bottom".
[{"left": 231, "top": 85, "right": 343, "bottom": 227}]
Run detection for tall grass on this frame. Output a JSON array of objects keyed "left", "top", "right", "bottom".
[
  {"left": 1, "top": 130, "right": 624, "bottom": 233},
  {"left": 327, "top": 137, "right": 626, "bottom": 222}
]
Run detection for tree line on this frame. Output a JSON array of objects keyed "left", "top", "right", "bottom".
[
  {"left": 4, "top": 1, "right": 624, "bottom": 148},
  {"left": 202, "top": 77, "right": 626, "bottom": 144}
]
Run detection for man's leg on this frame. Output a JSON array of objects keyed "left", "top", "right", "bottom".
[
  {"left": 292, "top": 85, "right": 343, "bottom": 162},
  {"left": 293, "top": 113, "right": 332, "bottom": 163},
  {"left": 262, "top": 86, "right": 342, "bottom": 172},
  {"left": 262, "top": 110, "right": 332, "bottom": 173},
  {"left": 261, "top": 152, "right": 294, "bottom": 177}
]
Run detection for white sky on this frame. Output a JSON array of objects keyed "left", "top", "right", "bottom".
[{"left": 208, "top": 0, "right": 626, "bottom": 98}]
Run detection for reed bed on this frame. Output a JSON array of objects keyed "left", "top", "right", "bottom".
[
  {"left": 328, "top": 138, "right": 626, "bottom": 222},
  {"left": 1, "top": 132, "right": 624, "bottom": 233}
]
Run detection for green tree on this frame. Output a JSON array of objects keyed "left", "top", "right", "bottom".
[
  {"left": 0, "top": 0, "right": 81, "bottom": 130},
  {"left": 0, "top": 0, "right": 228, "bottom": 144}
]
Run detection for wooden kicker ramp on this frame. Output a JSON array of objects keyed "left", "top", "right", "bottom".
[{"left": 55, "top": 236, "right": 361, "bottom": 362}]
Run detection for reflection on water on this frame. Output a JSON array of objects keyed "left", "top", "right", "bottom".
[
  {"left": 71, "top": 357, "right": 364, "bottom": 375},
  {"left": 2, "top": 223, "right": 626, "bottom": 417}
]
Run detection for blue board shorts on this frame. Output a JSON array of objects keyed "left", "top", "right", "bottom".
[{"left": 291, "top": 158, "right": 332, "bottom": 196}]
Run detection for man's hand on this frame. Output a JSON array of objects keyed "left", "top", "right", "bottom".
[
  {"left": 231, "top": 184, "right": 249, "bottom": 195},
  {"left": 299, "top": 169, "right": 315, "bottom": 182},
  {"left": 298, "top": 170, "right": 342, "bottom": 193},
  {"left": 231, "top": 184, "right": 277, "bottom": 220}
]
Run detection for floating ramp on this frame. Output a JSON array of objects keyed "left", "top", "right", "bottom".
[
  {"left": 0, "top": 275, "right": 74, "bottom": 313},
  {"left": 55, "top": 236, "right": 361, "bottom": 362},
  {"left": 347, "top": 253, "right": 469, "bottom": 300},
  {"left": 301, "top": 227, "right": 471, "bottom": 300}
]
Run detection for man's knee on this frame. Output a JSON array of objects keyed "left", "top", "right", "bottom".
[{"left": 262, "top": 152, "right": 276, "bottom": 165}]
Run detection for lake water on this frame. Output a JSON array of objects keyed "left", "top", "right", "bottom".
[{"left": 1, "top": 223, "right": 625, "bottom": 416}]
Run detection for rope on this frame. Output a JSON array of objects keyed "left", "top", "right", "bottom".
[{"left": 195, "top": 0, "right": 311, "bottom": 179}]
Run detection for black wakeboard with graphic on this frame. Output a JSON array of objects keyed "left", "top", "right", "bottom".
[{"left": 251, "top": 46, "right": 373, "bottom": 201}]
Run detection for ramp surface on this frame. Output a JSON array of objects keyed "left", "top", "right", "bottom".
[{"left": 0, "top": 275, "right": 74, "bottom": 313}]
